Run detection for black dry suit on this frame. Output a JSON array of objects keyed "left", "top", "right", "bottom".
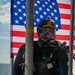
[{"left": 13, "top": 41, "right": 68, "bottom": 75}]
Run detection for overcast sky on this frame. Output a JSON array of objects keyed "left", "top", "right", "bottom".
[{"left": 0, "top": 0, "right": 10, "bottom": 63}]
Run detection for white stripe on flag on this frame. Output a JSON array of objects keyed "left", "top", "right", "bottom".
[
  {"left": 61, "top": 19, "right": 70, "bottom": 24},
  {"left": 57, "top": 0, "right": 71, "bottom": 4},
  {"left": 59, "top": 8, "right": 70, "bottom": 14}
]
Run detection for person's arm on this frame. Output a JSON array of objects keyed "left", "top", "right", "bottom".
[
  {"left": 13, "top": 44, "right": 25, "bottom": 75},
  {"left": 59, "top": 48, "right": 68, "bottom": 75}
]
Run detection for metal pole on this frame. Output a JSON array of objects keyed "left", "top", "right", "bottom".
[
  {"left": 11, "top": 0, "right": 14, "bottom": 74},
  {"left": 25, "top": 0, "right": 34, "bottom": 75},
  {"left": 10, "top": 54, "right": 14, "bottom": 75},
  {"left": 68, "top": 0, "right": 75, "bottom": 75}
]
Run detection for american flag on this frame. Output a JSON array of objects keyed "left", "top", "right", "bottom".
[{"left": 11, "top": 0, "right": 75, "bottom": 57}]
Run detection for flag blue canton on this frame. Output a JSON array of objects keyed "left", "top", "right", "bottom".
[{"left": 11, "top": 0, "right": 61, "bottom": 30}]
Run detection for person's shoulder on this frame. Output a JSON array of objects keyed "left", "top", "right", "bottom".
[
  {"left": 34, "top": 41, "right": 39, "bottom": 46},
  {"left": 34, "top": 41, "right": 38, "bottom": 45},
  {"left": 58, "top": 46, "right": 68, "bottom": 56},
  {"left": 19, "top": 44, "right": 25, "bottom": 52},
  {"left": 58, "top": 46, "right": 65, "bottom": 51},
  {"left": 20, "top": 44, "right": 25, "bottom": 48}
]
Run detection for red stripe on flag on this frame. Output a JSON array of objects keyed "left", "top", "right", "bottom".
[
  {"left": 12, "top": 31, "right": 25, "bottom": 37},
  {"left": 61, "top": 25, "right": 75, "bottom": 30},
  {"left": 11, "top": 53, "right": 17, "bottom": 56},
  {"left": 60, "top": 14, "right": 70, "bottom": 19},
  {"left": 61, "top": 24, "right": 70, "bottom": 30},
  {"left": 34, "top": 33, "right": 38, "bottom": 38},
  {"left": 11, "top": 42, "right": 24, "bottom": 48},
  {"left": 73, "top": 54, "right": 75, "bottom": 57},
  {"left": 58, "top": 3, "right": 71, "bottom": 9},
  {"left": 56, "top": 35, "right": 75, "bottom": 40},
  {"left": 12, "top": 31, "right": 38, "bottom": 38},
  {"left": 73, "top": 46, "right": 75, "bottom": 50}
]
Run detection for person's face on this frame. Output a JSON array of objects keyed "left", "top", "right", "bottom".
[{"left": 39, "top": 27, "right": 55, "bottom": 40}]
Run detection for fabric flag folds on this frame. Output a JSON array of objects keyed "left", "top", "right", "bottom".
[{"left": 11, "top": 0, "right": 75, "bottom": 58}]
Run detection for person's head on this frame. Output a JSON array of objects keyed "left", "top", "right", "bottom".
[{"left": 37, "top": 17, "right": 55, "bottom": 42}]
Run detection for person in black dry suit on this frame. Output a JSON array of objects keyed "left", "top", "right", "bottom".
[{"left": 13, "top": 17, "right": 68, "bottom": 75}]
